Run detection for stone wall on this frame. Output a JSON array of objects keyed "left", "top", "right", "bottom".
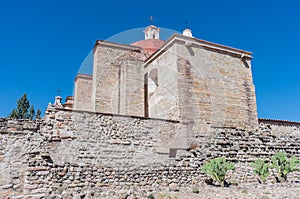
[
  {"left": 175, "top": 37, "right": 257, "bottom": 130},
  {"left": 74, "top": 74, "right": 93, "bottom": 111},
  {"left": 0, "top": 119, "right": 43, "bottom": 198},
  {"left": 144, "top": 45, "right": 180, "bottom": 121},
  {"left": 92, "top": 41, "right": 145, "bottom": 117},
  {"left": 259, "top": 118, "right": 300, "bottom": 135},
  {"left": 145, "top": 35, "right": 258, "bottom": 131},
  {"left": 41, "top": 109, "right": 182, "bottom": 167},
  {"left": 191, "top": 122, "right": 300, "bottom": 182},
  {"left": 0, "top": 110, "right": 300, "bottom": 198}
]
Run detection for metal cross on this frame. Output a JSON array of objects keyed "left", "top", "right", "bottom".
[
  {"left": 185, "top": 20, "right": 189, "bottom": 29},
  {"left": 150, "top": 16, "right": 154, "bottom": 24}
]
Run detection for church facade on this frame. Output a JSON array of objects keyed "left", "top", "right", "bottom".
[{"left": 73, "top": 25, "right": 258, "bottom": 131}]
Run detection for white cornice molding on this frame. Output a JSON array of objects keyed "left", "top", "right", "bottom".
[{"left": 94, "top": 40, "right": 143, "bottom": 53}]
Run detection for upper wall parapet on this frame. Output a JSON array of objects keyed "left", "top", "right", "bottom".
[
  {"left": 145, "top": 34, "right": 253, "bottom": 67},
  {"left": 258, "top": 118, "right": 300, "bottom": 136},
  {"left": 93, "top": 40, "right": 143, "bottom": 53},
  {"left": 0, "top": 118, "right": 40, "bottom": 134},
  {"left": 259, "top": 118, "right": 300, "bottom": 127}
]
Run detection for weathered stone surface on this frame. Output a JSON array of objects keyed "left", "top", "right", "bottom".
[
  {"left": 91, "top": 42, "right": 145, "bottom": 117},
  {"left": 74, "top": 74, "right": 93, "bottom": 111},
  {"left": 0, "top": 111, "right": 300, "bottom": 198},
  {"left": 73, "top": 31, "right": 258, "bottom": 131},
  {"left": 145, "top": 39, "right": 257, "bottom": 130}
]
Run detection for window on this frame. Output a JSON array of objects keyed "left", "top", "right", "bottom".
[{"left": 149, "top": 68, "right": 158, "bottom": 87}]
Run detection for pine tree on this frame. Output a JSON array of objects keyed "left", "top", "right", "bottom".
[
  {"left": 29, "top": 105, "right": 35, "bottom": 120},
  {"left": 8, "top": 109, "right": 18, "bottom": 119},
  {"left": 8, "top": 93, "right": 41, "bottom": 120},
  {"left": 36, "top": 109, "right": 42, "bottom": 120},
  {"left": 17, "top": 93, "right": 30, "bottom": 119}
]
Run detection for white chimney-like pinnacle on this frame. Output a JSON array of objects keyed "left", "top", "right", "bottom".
[
  {"left": 54, "top": 96, "right": 63, "bottom": 108},
  {"left": 183, "top": 29, "right": 193, "bottom": 37},
  {"left": 144, "top": 25, "right": 160, "bottom": 40}
]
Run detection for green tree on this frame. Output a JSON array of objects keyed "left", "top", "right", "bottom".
[
  {"left": 29, "top": 105, "right": 35, "bottom": 120},
  {"left": 8, "top": 93, "right": 41, "bottom": 120},
  {"left": 36, "top": 109, "right": 42, "bottom": 120},
  {"left": 9, "top": 109, "right": 18, "bottom": 119},
  {"left": 202, "top": 157, "right": 235, "bottom": 187},
  {"left": 17, "top": 93, "right": 30, "bottom": 119}
]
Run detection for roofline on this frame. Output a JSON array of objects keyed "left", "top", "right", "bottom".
[
  {"left": 74, "top": 73, "right": 92, "bottom": 82},
  {"left": 93, "top": 40, "right": 143, "bottom": 54},
  {"left": 144, "top": 34, "right": 253, "bottom": 67},
  {"left": 259, "top": 118, "right": 300, "bottom": 125},
  {"left": 190, "top": 34, "right": 252, "bottom": 56},
  {"left": 131, "top": 38, "right": 165, "bottom": 46}
]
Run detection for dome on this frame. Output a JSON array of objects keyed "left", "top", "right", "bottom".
[
  {"left": 131, "top": 39, "right": 165, "bottom": 57},
  {"left": 77, "top": 26, "right": 178, "bottom": 75}
]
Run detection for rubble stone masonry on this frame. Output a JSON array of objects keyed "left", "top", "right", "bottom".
[{"left": 0, "top": 110, "right": 300, "bottom": 198}]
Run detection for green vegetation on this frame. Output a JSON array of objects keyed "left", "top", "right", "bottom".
[
  {"left": 202, "top": 157, "right": 235, "bottom": 187},
  {"left": 36, "top": 109, "right": 42, "bottom": 119},
  {"left": 8, "top": 93, "right": 42, "bottom": 120},
  {"left": 241, "top": 189, "right": 248, "bottom": 194},
  {"left": 249, "top": 152, "right": 300, "bottom": 183},
  {"left": 250, "top": 158, "right": 270, "bottom": 183},
  {"left": 271, "top": 151, "right": 300, "bottom": 182},
  {"left": 192, "top": 187, "right": 199, "bottom": 194},
  {"left": 201, "top": 152, "right": 299, "bottom": 187},
  {"left": 157, "top": 193, "right": 178, "bottom": 199}
]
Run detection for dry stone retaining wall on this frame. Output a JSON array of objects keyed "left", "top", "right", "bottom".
[{"left": 0, "top": 110, "right": 300, "bottom": 198}]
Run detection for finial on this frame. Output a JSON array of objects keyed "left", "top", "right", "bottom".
[
  {"left": 57, "top": 89, "right": 61, "bottom": 96},
  {"left": 185, "top": 20, "right": 189, "bottom": 29},
  {"left": 149, "top": 16, "right": 154, "bottom": 24}
]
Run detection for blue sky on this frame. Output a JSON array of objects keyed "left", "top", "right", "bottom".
[{"left": 0, "top": 0, "right": 299, "bottom": 121}]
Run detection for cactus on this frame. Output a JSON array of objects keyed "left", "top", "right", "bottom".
[
  {"left": 148, "top": 193, "right": 155, "bottom": 199},
  {"left": 271, "top": 151, "right": 300, "bottom": 182},
  {"left": 201, "top": 157, "right": 235, "bottom": 187},
  {"left": 250, "top": 159, "right": 270, "bottom": 183}
]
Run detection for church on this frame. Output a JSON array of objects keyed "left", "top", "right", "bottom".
[{"left": 72, "top": 25, "right": 258, "bottom": 132}]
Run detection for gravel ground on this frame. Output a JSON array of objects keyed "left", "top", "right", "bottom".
[
  {"left": 96, "top": 182, "right": 300, "bottom": 199},
  {"left": 167, "top": 184, "right": 300, "bottom": 199}
]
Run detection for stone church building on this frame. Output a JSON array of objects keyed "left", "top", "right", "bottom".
[{"left": 73, "top": 25, "right": 258, "bottom": 132}]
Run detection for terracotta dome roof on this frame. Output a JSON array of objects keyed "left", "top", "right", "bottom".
[{"left": 131, "top": 39, "right": 165, "bottom": 57}]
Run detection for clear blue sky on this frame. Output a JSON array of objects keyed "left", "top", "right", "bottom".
[{"left": 0, "top": 0, "right": 299, "bottom": 121}]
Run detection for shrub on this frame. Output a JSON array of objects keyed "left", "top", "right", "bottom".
[
  {"left": 192, "top": 187, "right": 199, "bottom": 194},
  {"left": 148, "top": 193, "right": 155, "bottom": 199},
  {"left": 202, "top": 157, "right": 235, "bottom": 187},
  {"left": 250, "top": 159, "right": 270, "bottom": 183},
  {"left": 241, "top": 189, "right": 248, "bottom": 194},
  {"left": 271, "top": 151, "right": 300, "bottom": 182}
]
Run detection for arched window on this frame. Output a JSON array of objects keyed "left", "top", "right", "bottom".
[{"left": 149, "top": 68, "right": 158, "bottom": 87}]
